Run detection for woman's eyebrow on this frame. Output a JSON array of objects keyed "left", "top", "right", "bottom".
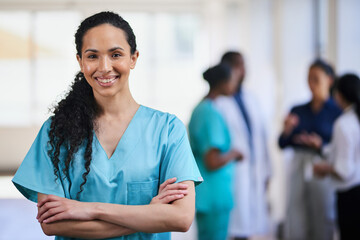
[
  {"left": 109, "top": 47, "right": 125, "bottom": 52},
  {"left": 84, "top": 49, "right": 98, "bottom": 53},
  {"left": 84, "top": 47, "right": 124, "bottom": 53}
]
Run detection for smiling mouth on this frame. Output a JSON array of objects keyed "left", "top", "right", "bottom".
[{"left": 95, "top": 76, "right": 119, "bottom": 84}]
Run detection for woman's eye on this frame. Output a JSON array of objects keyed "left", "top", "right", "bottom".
[
  {"left": 112, "top": 53, "right": 121, "bottom": 58},
  {"left": 87, "top": 55, "right": 97, "bottom": 59}
]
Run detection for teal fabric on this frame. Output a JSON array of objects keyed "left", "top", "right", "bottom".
[
  {"left": 12, "top": 105, "right": 203, "bottom": 240},
  {"left": 196, "top": 211, "right": 231, "bottom": 240},
  {"left": 188, "top": 99, "right": 234, "bottom": 213}
]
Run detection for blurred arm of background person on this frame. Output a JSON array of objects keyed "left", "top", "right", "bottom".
[
  {"left": 278, "top": 113, "right": 299, "bottom": 148},
  {"left": 204, "top": 148, "right": 243, "bottom": 171}
]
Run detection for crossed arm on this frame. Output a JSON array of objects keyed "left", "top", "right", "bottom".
[{"left": 37, "top": 178, "right": 195, "bottom": 239}]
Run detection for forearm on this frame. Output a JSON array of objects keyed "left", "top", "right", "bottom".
[
  {"left": 41, "top": 219, "right": 136, "bottom": 239},
  {"left": 95, "top": 203, "right": 188, "bottom": 233},
  {"left": 217, "top": 151, "right": 237, "bottom": 168},
  {"left": 94, "top": 182, "right": 195, "bottom": 233},
  {"left": 205, "top": 149, "right": 235, "bottom": 170}
]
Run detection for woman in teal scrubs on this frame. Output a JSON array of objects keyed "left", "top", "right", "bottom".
[
  {"left": 189, "top": 64, "right": 243, "bottom": 240},
  {"left": 12, "top": 11, "right": 202, "bottom": 240}
]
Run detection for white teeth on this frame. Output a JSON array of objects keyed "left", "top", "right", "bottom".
[{"left": 96, "top": 77, "right": 116, "bottom": 83}]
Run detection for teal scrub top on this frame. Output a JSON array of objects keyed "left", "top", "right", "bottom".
[
  {"left": 188, "top": 99, "right": 234, "bottom": 213},
  {"left": 12, "top": 105, "right": 203, "bottom": 240}
]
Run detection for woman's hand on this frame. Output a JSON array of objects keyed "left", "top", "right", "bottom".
[
  {"left": 313, "top": 162, "right": 332, "bottom": 177},
  {"left": 293, "top": 132, "right": 323, "bottom": 150},
  {"left": 229, "top": 149, "right": 244, "bottom": 161},
  {"left": 150, "top": 177, "right": 188, "bottom": 204},
  {"left": 305, "top": 132, "right": 323, "bottom": 150},
  {"left": 283, "top": 113, "right": 299, "bottom": 136},
  {"left": 37, "top": 195, "right": 95, "bottom": 224}
]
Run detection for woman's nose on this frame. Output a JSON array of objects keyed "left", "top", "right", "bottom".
[{"left": 98, "top": 56, "right": 112, "bottom": 72}]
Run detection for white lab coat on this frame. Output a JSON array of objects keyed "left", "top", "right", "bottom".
[
  {"left": 214, "top": 91, "right": 271, "bottom": 237},
  {"left": 328, "top": 106, "right": 360, "bottom": 191}
]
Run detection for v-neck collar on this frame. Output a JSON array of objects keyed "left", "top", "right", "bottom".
[{"left": 93, "top": 105, "right": 143, "bottom": 160}]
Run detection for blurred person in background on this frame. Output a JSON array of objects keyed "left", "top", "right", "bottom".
[
  {"left": 188, "top": 63, "right": 243, "bottom": 240},
  {"left": 214, "top": 51, "right": 272, "bottom": 240},
  {"left": 278, "top": 59, "right": 342, "bottom": 240},
  {"left": 12, "top": 11, "right": 203, "bottom": 240},
  {"left": 314, "top": 73, "right": 360, "bottom": 240}
]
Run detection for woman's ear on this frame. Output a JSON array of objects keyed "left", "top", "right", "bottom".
[
  {"left": 76, "top": 55, "right": 83, "bottom": 73},
  {"left": 130, "top": 51, "right": 139, "bottom": 69}
]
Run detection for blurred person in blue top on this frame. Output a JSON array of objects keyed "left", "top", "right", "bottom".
[
  {"left": 278, "top": 59, "right": 342, "bottom": 240},
  {"left": 188, "top": 63, "right": 243, "bottom": 240},
  {"left": 313, "top": 73, "right": 360, "bottom": 239},
  {"left": 12, "top": 11, "right": 203, "bottom": 240}
]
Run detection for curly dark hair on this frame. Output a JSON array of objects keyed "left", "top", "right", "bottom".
[{"left": 48, "top": 11, "right": 137, "bottom": 199}]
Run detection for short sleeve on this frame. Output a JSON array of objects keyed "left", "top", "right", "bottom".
[
  {"left": 12, "top": 119, "right": 65, "bottom": 203},
  {"left": 160, "top": 116, "right": 203, "bottom": 186},
  {"left": 200, "top": 109, "right": 230, "bottom": 155}
]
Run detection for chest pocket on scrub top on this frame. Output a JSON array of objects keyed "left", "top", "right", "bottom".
[
  {"left": 127, "top": 179, "right": 159, "bottom": 205},
  {"left": 126, "top": 180, "right": 160, "bottom": 240}
]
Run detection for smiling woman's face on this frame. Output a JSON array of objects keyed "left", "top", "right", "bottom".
[{"left": 77, "top": 23, "right": 138, "bottom": 100}]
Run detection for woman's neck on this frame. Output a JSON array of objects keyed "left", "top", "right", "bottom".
[
  {"left": 94, "top": 88, "right": 138, "bottom": 118},
  {"left": 311, "top": 97, "right": 328, "bottom": 113},
  {"left": 206, "top": 89, "right": 221, "bottom": 100}
]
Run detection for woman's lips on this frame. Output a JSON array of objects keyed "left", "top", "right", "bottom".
[{"left": 95, "top": 76, "right": 119, "bottom": 87}]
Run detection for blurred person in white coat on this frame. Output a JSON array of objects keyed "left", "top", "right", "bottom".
[
  {"left": 314, "top": 73, "right": 360, "bottom": 240},
  {"left": 214, "top": 51, "right": 271, "bottom": 240}
]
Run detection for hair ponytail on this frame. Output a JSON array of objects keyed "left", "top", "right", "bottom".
[{"left": 48, "top": 72, "right": 99, "bottom": 199}]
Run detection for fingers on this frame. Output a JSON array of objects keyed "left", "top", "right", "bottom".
[
  {"left": 159, "top": 177, "right": 177, "bottom": 193},
  {"left": 159, "top": 194, "right": 185, "bottom": 204},
  {"left": 284, "top": 114, "right": 299, "bottom": 134},
  {"left": 151, "top": 181, "right": 189, "bottom": 205},
  {"left": 37, "top": 194, "right": 60, "bottom": 208},
  {"left": 295, "top": 132, "right": 322, "bottom": 149},
  {"left": 42, "top": 212, "right": 67, "bottom": 224},
  {"left": 158, "top": 189, "right": 188, "bottom": 200},
  {"left": 38, "top": 206, "right": 64, "bottom": 223},
  {"left": 288, "top": 113, "right": 299, "bottom": 123},
  {"left": 37, "top": 201, "right": 61, "bottom": 219},
  {"left": 36, "top": 195, "right": 94, "bottom": 223},
  {"left": 293, "top": 133, "right": 308, "bottom": 144},
  {"left": 163, "top": 182, "right": 188, "bottom": 191},
  {"left": 310, "top": 131, "right": 319, "bottom": 137},
  {"left": 159, "top": 178, "right": 189, "bottom": 193},
  {"left": 313, "top": 163, "right": 329, "bottom": 177},
  {"left": 285, "top": 114, "right": 296, "bottom": 125}
]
